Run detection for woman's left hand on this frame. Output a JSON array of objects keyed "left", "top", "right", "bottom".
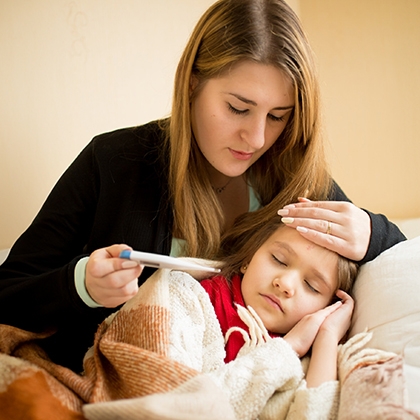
[{"left": 278, "top": 198, "right": 371, "bottom": 261}]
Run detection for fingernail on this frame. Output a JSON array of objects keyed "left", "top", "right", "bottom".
[
  {"left": 122, "top": 260, "right": 139, "bottom": 269},
  {"left": 277, "top": 209, "right": 289, "bottom": 216},
  {"left": 296, "top": 226, "right": 308, "bottom": 233},
  {"left": 281, "top": 217, "right": 294, "bottom": 224},
  {"left": 283, "top": 204, "right": 295, "bottom": 209}
]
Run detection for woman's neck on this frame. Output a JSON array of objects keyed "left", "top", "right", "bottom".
[{"left": 217, "top": 175, "right": 249, "bottom": 231}]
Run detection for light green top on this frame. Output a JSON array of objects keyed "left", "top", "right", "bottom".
[{"left": 170, "top": 185, "right": 261, "bottom": 257}]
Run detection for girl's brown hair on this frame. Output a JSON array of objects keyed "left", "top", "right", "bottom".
[{"left": 163, "top": 0, "right": 331, "bottom": 258}]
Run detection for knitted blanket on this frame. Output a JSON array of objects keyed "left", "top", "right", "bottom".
[{"left": 0, "top": 265, "right": 418, "bottom": 420}]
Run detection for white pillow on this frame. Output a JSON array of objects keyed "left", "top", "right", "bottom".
[{"left": 349, "top": 235, "right": 420, "bottom": 359}]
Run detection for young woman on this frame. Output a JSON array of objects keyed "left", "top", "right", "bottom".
[{"left": 0, "top": 0, "right": 404, "bottom": 372}]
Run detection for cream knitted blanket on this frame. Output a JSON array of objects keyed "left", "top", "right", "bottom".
[
  {"left": 85, "top": 267, "right": 309, "bottom": 420},
  {"left": 0, "top": 265, "right": 417, "bottom": 420}
]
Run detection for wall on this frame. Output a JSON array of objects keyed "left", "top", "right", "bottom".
[
  {"left": 0, "top": 0, "right": 214, "bottom": 249},
  {"left": 299, "top": 0, "right": 420, "bottom": 219}
]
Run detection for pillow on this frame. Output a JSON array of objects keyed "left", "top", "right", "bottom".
[{"left": 349, "top": 235, "right": 420, "bottom": 358}]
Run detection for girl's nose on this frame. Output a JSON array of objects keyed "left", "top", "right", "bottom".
[{"left": 273, "top": 274, "right": 296, "bottom": 297}]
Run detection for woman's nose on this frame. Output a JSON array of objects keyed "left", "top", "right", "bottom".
[{"left": 241, "top": 118, "right": 266, "bottom": 150}]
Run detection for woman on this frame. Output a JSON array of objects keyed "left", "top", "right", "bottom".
[{"left": 0, "top": 0, "right": 404, "bottom": 372}]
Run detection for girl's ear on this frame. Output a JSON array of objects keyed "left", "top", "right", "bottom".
[
  {"left": 330, "top": 291, "right": 342, "bottom": 304},
  {"left": 240, "top": 264, "right": 248, "bottom": 274}
]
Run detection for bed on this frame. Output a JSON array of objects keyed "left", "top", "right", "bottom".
[
  {"left": 348, "top": 217, "right": 420, "bottom": 416},
  {"left": 0, "top": 217, "right": 419, "bottom": 419}
]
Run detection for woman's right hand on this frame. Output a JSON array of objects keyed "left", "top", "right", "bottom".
[{"left": 85, "top": 244, "right": 143, "bottom": 308}]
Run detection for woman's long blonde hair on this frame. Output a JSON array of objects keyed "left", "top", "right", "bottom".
[{"left": 163, "top": 0, "right": 332, "bottom": 258}]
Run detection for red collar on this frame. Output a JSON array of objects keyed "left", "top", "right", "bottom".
[{"left": 200, "top": 274, "right": 249, "bottom": 362}]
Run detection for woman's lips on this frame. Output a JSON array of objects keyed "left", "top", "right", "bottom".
[
  {"left": 262, "top": 294, "right": 284, "bottom": 312},
  {"left": 229, "top": 148, "right": 254, "bottom": 161}
]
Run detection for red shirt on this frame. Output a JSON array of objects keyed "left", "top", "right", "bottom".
[
  {"left": 201, "top": 274, "right": 281, "bottom": 362},
  {"left": 200, "top": 274, "right": 253, "bottom": 363}
]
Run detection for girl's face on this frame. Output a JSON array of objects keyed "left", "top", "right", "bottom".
[
  {"left": 241, "top": 227, "right": 339, "bottom": 334},
  {"left": 190, "top": 60, "right": 294, "bottom": 179}
]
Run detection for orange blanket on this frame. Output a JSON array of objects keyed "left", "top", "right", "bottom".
[{"left": 0, "top": 303, "right": 199, "bottom": 420}]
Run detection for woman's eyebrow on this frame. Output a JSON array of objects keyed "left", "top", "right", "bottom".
[{"left": 227, "top": 92, "right": 294, "bottom": 110}]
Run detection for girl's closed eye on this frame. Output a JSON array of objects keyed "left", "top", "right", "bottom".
[
  {"left": 304, "top": 280, "right": 319, "bottom": 294},
  {"left": 272, "top": 254, "right": 287, "bottom": 266}
]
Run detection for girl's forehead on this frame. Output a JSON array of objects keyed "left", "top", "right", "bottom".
[
  {"left": 267, "top": 226, "right": 299, "bottom": 243},
  {"left": 268, "top": 226, "right": 323, "bottom": 251},
  {"left": 268, "top": 227, "right": 339, "bottom": 265}
]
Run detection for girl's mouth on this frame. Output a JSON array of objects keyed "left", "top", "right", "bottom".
[{"left": 261, "top": 294, "right": 284, "bottom": 312}]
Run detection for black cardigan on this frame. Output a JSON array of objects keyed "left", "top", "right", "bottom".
[{"left": 0, "top": 120, "right": 405, "bottom": 371}]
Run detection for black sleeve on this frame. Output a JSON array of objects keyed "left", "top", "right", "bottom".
[
  {"left": 0, "top": 138, "right": 113, "bottom": 370},
  {"left": 328, "top": 181, "right": 406, "bottom": 264},
  {"left": 0, "top": 138, "right": 108, "bottom": 327},
  {"left": 0, "top": 123, "right": 170, "bottom": 371}
]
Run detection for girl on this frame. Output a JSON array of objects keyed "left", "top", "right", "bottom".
[{"left": 202, "top": 217, "right": 358, "bottom": 391}]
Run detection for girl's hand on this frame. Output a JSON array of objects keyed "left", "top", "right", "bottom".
[
  {"left": 283, "top": 300, "right": 343, "bottom": 357},
  {"left": 316, "top": 290, "right": 354, "bottom": 344},
  {"left": 305, "top": 290, "right": 354, "bottom": 387},
  {"left": 85, "top": 244, "right": 142, "bottom": 308},
  {"left": 278, "top": 198, "right": 371, "bottom": 261}
]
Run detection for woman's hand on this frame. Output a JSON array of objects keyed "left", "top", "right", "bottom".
[
  {"left": 85, "top": 244, "right": 142, "bottom": 308},
  {"left": 278, "top": 198, "right": 371, "bottom": 261}
]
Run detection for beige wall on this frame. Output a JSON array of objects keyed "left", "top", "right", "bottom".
[
  {"left": 0, "top": 0, "right": 214, "bottom": 249},
  {"left": 300, "top": 0, "right": 420, "bottom": 220},
  {"left": 1, "top": 0, "right": 419, "bottom": 249}
]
